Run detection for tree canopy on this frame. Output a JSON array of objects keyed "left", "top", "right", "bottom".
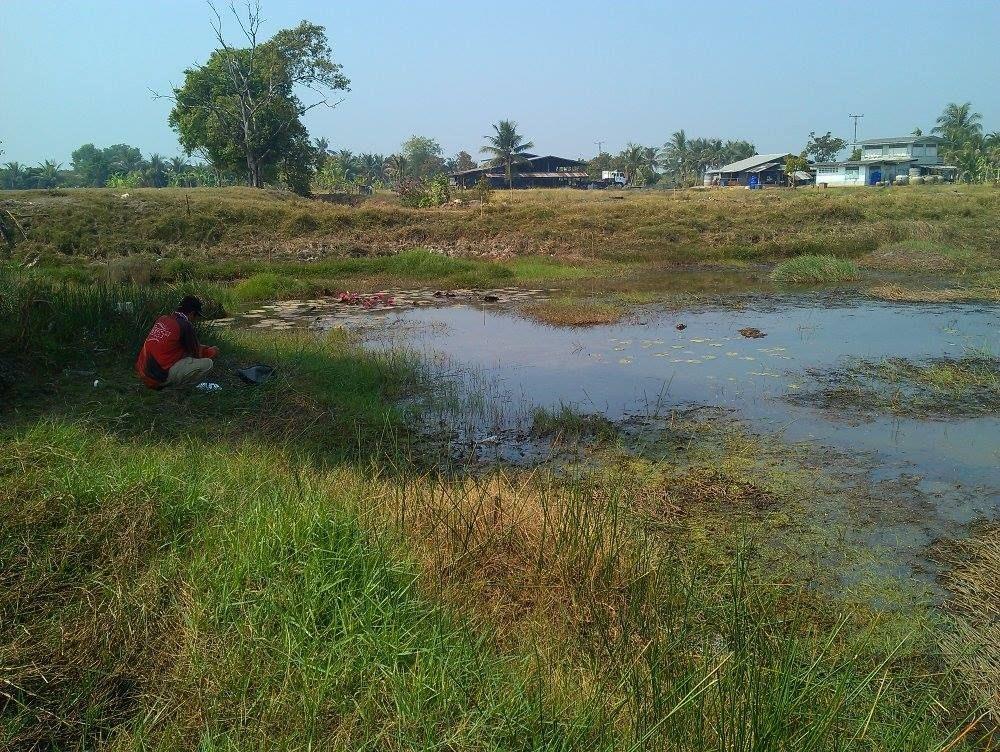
[
  {"left": 167, "top": 3, "right": 349, "bottom": 194},
  {"left": 804, "top": 131, "right": 847, "bottom": 163}
]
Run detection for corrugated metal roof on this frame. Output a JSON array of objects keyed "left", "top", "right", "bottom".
[
  {"left": 705, "top": 153, "right": 796, "bottom": 174},
  {"left": 515, "top": 172, "right": 589, "bottom": 179},
  {"left": 858, "top": 135, "right": 942, "bottom": 145},
  {"left": 748, "top": 162, "right": 780, "bottom": 173}
]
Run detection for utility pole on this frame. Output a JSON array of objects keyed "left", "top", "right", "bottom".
[
  {"left": 594, "top": 140, "right": 605, "bottom": 156},
  {"left": 849, "top": 114, "right": 864, "bottom": 149}
]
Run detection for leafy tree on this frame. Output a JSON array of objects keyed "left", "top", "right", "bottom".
[
  {"left": 586, "top": 151, "right": 613, "bottom": 180},
  {"left": 474, "top": 174, "right": 492, "bottom": 216},
  {"left": 166, "top": 2, "right": 349, "bottom": 193},
  {"left": 849, "top": 147, "right": 862, "bottom": 161},
  {"left": 453, "top": 150, "right": 476, "bottom": 173},
  {"left": 71, "top": 144, "right": 111, "bottom": 186},
  {"left": 401, "top": 136, "right": 444, "bottom": 178},
  {"left": 804, "top": 131, "right": 847, "bottom": 162},
  {"left": 911, "top": 127, "right": 923, "bottom": 137},
  {"left": 481, "top": 120, "right": 534, "bottom": 190},
  {"left": 784, "top": 155, "right": 809, "bottom": 188},
  {"left": 105, "top": 144, "right": 145, "bottom": 174}
]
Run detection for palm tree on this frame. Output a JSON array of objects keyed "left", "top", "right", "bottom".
[
  {"left": 1, "top": 161, "right": 26, "bottom": 189},
  {"left": 641, "top": 146, "right": 661, "bottom": 179},
  {"left": 481, "top": 120, "right": 534, "bottom": 190},
  {"left": 933, "top": 102, "right": 983, "bottom": 165},
  {"left": 933, "top": 102, "right": 983, "bottom": 138},
  {"left": 359, "top": 153, "right": 386, "bottom": 185},
  {"left": 36, "top": 160, "right": 62, "bottom": 188},
  {"left": 618, "top": 143, "right": 646, "bottom": 185},
  {"left": 334, "top": 150, "right": 358, "bottom": 182},
  {"left": 660, "top": 130, "right": 691, "bottom": 185},
  {"left": 145, "top": 154, "right": 169, "bottom": 187},
  {"left": 384, "top": 154, "right": 408, "bottom": 187}
]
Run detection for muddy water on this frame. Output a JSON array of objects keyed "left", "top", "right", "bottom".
[{"left": 344, "top": 295, "right": 999, "bottom": 560}]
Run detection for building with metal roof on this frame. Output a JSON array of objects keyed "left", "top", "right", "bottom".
[
  {"left": 449, "top": 154, "right": 588, "bottom": 189},
  {"left": 703, "top": 153, "right": 802, "bottom": 187},
  {"left": 816, "top": 135, "right": 955, "bottom": 186}
]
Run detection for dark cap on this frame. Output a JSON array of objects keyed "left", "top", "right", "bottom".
[{"left": 176, "top": 295, "right": 203, "bottom": 315}]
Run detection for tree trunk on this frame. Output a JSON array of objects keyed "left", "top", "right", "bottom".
[{"left": 247, "top": 152, "right": 263, "bottom": 188}]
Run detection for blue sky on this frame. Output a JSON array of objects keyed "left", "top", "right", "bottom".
[{"left": 1, "top": 0, "right": 998, "bottom": 165}]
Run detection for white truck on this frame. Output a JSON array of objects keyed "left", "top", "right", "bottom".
[{"left": 600, "top": 170, "right": 627, "bottom": 187}]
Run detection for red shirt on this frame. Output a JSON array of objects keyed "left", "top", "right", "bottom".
[{"left": 135, "top": 312, "right": 217, "bottom": 389}]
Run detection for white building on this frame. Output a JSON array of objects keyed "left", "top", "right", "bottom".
[{"left": 813, "top": 135, "right": 955, "bottom": 186}]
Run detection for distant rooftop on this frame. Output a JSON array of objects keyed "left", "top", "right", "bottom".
[
  {"left": 704, "top": 153, "right": 797, "bottom": 174},
  {"left": 858, "top": 135, "right": 942, "bottom": 145}
]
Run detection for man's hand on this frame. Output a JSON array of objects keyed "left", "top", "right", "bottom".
[{"left": 204, "top": 345, "right": 220, "bottom": 359}]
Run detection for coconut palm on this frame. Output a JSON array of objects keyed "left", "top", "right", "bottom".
[
  {"left": 933, "top": 102, "right": 983, "bottom": 138},
  {"left": 642, "top": 146, "right": 661, "bottom": 179},
  {"left": 481, "top": 120, "right": 534, "bottom": 190},
  {"left": 35, "top": 160, "right": 62, "bottom": 188},
  {"left": 359, "top": 153, "right": 386, "bottom": 185},
  {"left": 660, "top": 130, "right": 691, "bottom": 185},
  {"left": 384, "top": 154, "right": 408, "bottom": 186},
  {"left": 333, "top": 150, "right": 359, "bottom": 182},
  {"left": 618, "top": 143, "right": 646, "bottom": 185},
  {"left": 1, "top": 161, "right": 26, "bottom": 189},
  {"left": 145, "top": 153, "right": 169, "bottom": 187}
]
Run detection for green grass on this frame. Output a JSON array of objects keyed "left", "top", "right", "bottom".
[
  {"left": 0, "top": 270, "right": 986, "bottom": 749},
  {"left": 530, "top": 403, "right": 617, "bottom": 440},
  {"left": 770, "top": 254, "right": 861, "bottom": 284}
]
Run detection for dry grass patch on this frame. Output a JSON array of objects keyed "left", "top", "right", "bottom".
[
  {"left": 867, "top": 282, "right": 1000, "bottom": 303},
  {"left": 520, "top": 298, "right": 626, "bottom": 327},
  {"left": 938, "top": 527, "right": 1000, "bottom": 727}
]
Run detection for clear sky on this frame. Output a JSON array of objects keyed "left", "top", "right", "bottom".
[{"left": 1, "top": 0, "right": 998, "bottom": 165}]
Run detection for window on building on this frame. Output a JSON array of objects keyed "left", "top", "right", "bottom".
[
  {"left": 817, "top": 166, "right": 838, "bottom": 175},
  {"left": 845, "top": 166, "right": 860, "bottom": 180}
]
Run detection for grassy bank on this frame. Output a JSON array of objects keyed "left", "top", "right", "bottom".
[
  {"left": 3, "top": 186, "right": 998, "bottom": 282},
  {"left": 0, "top": 270, "right": 991, "bottom": 749}
]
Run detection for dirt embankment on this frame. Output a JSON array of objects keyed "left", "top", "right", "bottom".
[{"left": 3, "top": 185, "right": 999, "bottom": 270}]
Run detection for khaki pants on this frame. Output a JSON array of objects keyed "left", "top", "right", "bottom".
[{"left": 165, "top": 357, "right": 214, "bottom": 388}]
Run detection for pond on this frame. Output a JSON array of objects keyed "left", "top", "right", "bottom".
[
  {"left": 347, "top": 294, "right": 999, "bottom": 558},
  {"left": 234, "top": 292, "right": 999, "bottom": 572}
]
